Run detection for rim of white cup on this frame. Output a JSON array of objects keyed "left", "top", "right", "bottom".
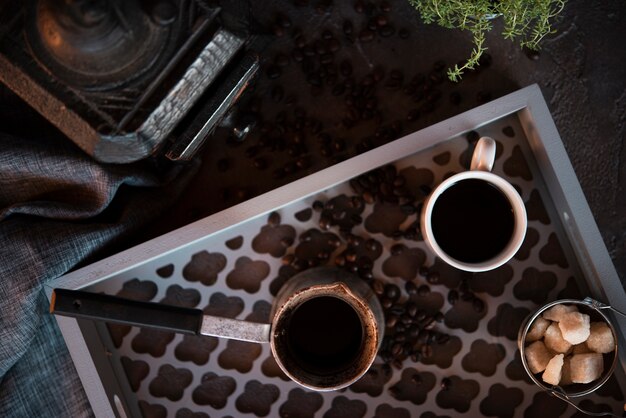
[{"left": 421, "top": 171, "right": 527, "bottom": 272}]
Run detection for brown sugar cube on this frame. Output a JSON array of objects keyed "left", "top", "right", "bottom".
[
  {"left": 560, "top": 356, "right": 573, "bottom": 385},
  {"left": 542, "top": 354, "right": 564, "bottom": 386},
  {"left": 559, "top": 311, "right": 590, "bottom": 345},
  {"left": 525, "top": 340, "right": 554, "bottom": 374},
  {"left": 572, "top": 342, "right": 592, "bottom": 354},
  {"left": 543, "top": 304, "right": 577, "bottom": 322},
  {"left": 586, "top": 322, "right": 615, "bottom": 354},
  {"left": 544, "top": 322, "right": 572, "bottom": 354},
  {"left": 570, "top": 353, "right": 603, "bottom": 384},
  {"left": 525, "top": 317, "right": 551, "bottom": 342}
]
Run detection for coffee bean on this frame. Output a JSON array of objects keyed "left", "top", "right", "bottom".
[
  {"left": 245, "top": 145, "right": 259, "bottom": 158},
  {"left": 435, "top": 333, "right": 450, "bottom": 344},
  {"left": 314, "top": 40, "right": 327, "bottom": 55},
  {"left": 416, "top": 310, "right": 426, "bottom": 322},
  {"left": 379, "top": 25, "right": 395, "bottom": 37},
  {"left": 390, "top": 243, "right": 406, "bottom": 255},
  {"left": 367, "top": 18, "right": 378, "bottom": 31},
  {"left": 353, "top": 0, "right": 365, "bottom": 13},
  {"left": 391, "top": 343, "right": 403, "bottom": 356},
  {"left": 376, "top": 14, "right": 389, "bottom": 27},
  {"left": 274, "top": 53, "right": 289, "bottom": 67},
  {"left": 327, "top": 38, "right": 340, "bottom": 52},
  {"left": 380, "top": 0, "right": 392, "bottom": 12},
  {"left": 386, "top": 315, "right": 398, "bottom": 328},
  {"left": 358, "top": 29, "right": 375, "bottom": 43},
  {"left": 405, "top": 281, "right": 417, "bottom": 296},
  {"left": 276, "top": 13, "right": 292, "bottom": 29},
  {"left": 417, "top": 285, "right": 430, "bottom": 296},
  {"left": 307, "top": 73, "right": 322, "bottom": 86},
  {"left": 331, "top": 83, "right": 345, "bottom": 96},
  {"left": 365, "top": 239, "right": 381, "bottom": 252},
  {"left": 447, "top": 290, "right": 459, "bottom": 305},
  {"left": 343, "top": 19, "right": 353, "bottom": 35},
  {"left": 372, "top": 279, "right": 385, "bottom": 295},
  {"left": 369, "top": 67, "right": 384, "bottom": 83},
  {"left": 472, "top": 297, "right": 485, "bottom": 313},
  {"left": 382, "top": 298, "right": 393, "bottom": 309},
  {"left": 441, "top": 377, "right": 451, "bottom": 390},
  {"left": 292, "top": 49, "right": 304, "bottom": 63},
  {"left": 426, "top": 270, "right": 440, "bottom": 284},
  {"left": 319, "top": 216, "right": 331, "bottom": 230},
  {"left": 266, "top": 65, "right": 281, "bottom": 79},
  {"left": 271, "top": 85, "right": 284, "bottom": 102},
  {"left": 384, "top": 284, "right": 401, "bottom": 301},
  {"left": 320, "top": 53, "right": 333, "bottom": 65},
  {"left": 421, "top": 344, "right": 433, "bottom": 358},
  {"left": 272, "top": 24, "right": 285, "bottom": 37}
]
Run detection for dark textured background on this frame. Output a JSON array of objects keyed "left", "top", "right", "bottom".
[
  {"left": 154, "top": 0, "right": 626, "bottom": 288},
  {"left": 1, "top": 0, "right": 624, "bottom": 286}
]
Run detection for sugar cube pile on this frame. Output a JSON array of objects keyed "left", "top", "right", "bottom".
[{"left": 523, "top": 303, "right": 615, "bottom": 387}]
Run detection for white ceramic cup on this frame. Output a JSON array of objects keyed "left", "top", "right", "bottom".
[{"left": 421, "top": 136, "right": 527, "bottom": 272}]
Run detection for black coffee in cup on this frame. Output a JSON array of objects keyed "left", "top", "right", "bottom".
[
  {"left": 286, "top": 296, "right": 363, "bottom": 375},
  {"left": 431, "top": 179, "right": 515, "bottom": 263}
]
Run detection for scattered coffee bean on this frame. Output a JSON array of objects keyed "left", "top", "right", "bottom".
[
  {"left": 384, "top": 284, "right": 400, "bottom": 302},
  {"left": 426, "top": 270, "right": 440, "bottom": 284},
  {"left": 405, "top": 281, "right": 418, "bottom": 296},
  {"left": 327, "top": 38, "right": 340, "bottom": 52},
  {"left": 271, "top": 85, "right": 284, "bottom": 102},
  {"left": 266, "top": 65, "right": 281, "bottom": 79},
  {"left": 447, "top": 289, "right": 459, "bottom": 305},
  {"left": 417, "top": 284, "right": 430, "bottom": 296},
  {"left": 343, "top": 19, "right": 354, "bottom": 35},
  {"left": 292, "top": 49, "right": 304, "bottom": 63},
  {"left": 379, "top": 25, "right": 395, "bottom": 37},
  {"left": 472, "top": 297, "right": 485, "bottom": 313},
  {"left": 358, "top": 29, "right": 375, "bottom": 43}
]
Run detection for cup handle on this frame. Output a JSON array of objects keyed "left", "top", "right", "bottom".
[
  {"left": 51, "top": 288, "right": 271, "bottom": 344},
  {"left": 470, "top": 136, "right": 496, "bottom": 172}
]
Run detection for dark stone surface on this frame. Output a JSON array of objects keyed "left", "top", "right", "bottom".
[
  {"left": 159, "top": 0, "right": 626, "bottom": 289},
  {"left": 1, "top": 0, "right": 623, "bottom": 289}
]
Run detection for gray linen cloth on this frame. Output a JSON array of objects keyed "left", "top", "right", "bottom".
[{"left": 0, "top": 131, "right": 197, "bottom": 417}]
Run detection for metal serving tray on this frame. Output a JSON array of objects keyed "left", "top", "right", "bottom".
[{"left": 47, "top": 84, "right": 626, "bottom": 418}]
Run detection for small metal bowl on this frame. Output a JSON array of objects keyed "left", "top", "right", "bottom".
[{"left": 518, "top": 298, "right": 619, "bottom": 398}]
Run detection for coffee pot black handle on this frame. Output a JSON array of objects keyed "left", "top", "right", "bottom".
[{"left": 51, "top": 288, "right": 271, "bottom": 343}]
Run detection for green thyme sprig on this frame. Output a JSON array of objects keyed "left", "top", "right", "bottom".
[{"left": 408, "top": 0, "right": 566, "bottom": 81}]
